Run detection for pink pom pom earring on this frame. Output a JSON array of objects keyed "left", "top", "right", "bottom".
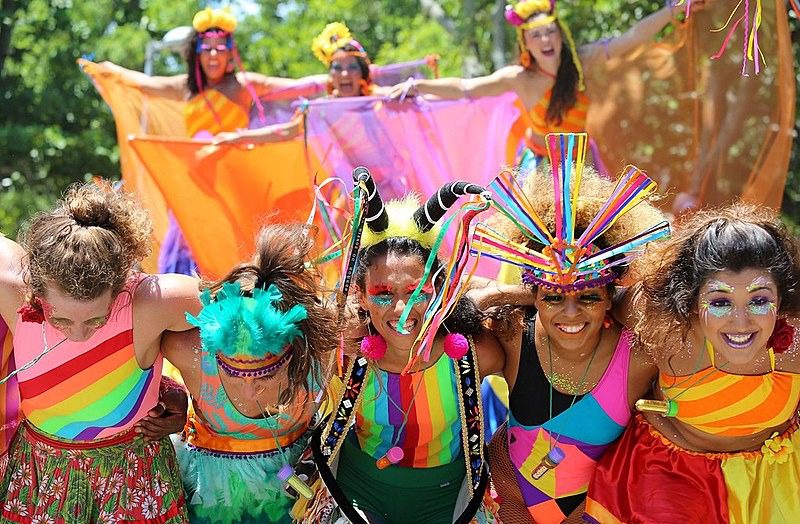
[
  {"left": 360, "top": 327, "right": 387, "bottom": 360},
  {"left": 443, "top": 333, "right": 469, "bottom": 360}
]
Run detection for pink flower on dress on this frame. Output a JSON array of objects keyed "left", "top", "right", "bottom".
[
  {"left": 31, "top": 516, "right": 55, "bottom": 524},
  {"left": 97, "top": 510, "right": 120, "bottom": 524}
]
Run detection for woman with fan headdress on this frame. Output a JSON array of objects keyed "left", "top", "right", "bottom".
[
  {"left": 468, "top": 132, "right": 669, "bottom": 523},
  {"left": 300, "top": 169, "right": 505, "bottom": 523}
]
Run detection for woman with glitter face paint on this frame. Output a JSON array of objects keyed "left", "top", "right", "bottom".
[
  {"left": 583, "top": 204, "right": 800, "bottom": 524},
  {"left": 159, "top": 223, "right": 336, "bottom": 523},
  {"left": 0, "top": 182, "right": 200, "bottom": 522},
  {"left": 389, "top": 0, "right": 709, "bottom": 161},
  {"left": 300, "top": 170, "right": 506, "bottom": 524},
  {"left": 468, "top": 133, "right": 669, "bottom": 523}
]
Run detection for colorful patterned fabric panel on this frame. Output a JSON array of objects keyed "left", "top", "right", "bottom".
[{"left": 527, "top": 89, "right": 590, "bottom": 156}]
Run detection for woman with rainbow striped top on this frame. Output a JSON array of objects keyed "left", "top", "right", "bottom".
[
  {"left": 0, "top": 182, "right": 200, "bottom": 522},
  {"left": 300, "top": 170, "right": 507, "bottom": 523}
]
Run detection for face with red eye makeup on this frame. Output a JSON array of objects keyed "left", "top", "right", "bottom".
[
  {"left": 697, "top": 268, "right": 779, "bottom": 366},
  {"left": 358, "top": 253, "right": 433, "bottom": 353}
]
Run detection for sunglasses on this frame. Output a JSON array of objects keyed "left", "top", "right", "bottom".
[
  {"left": 199, "top": 43, "right": 230, "bottom": 54},
  {"left": 330, "top": 62, "right": 362, "bottom": 74}
]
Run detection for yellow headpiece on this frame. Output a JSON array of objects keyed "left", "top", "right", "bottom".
[
  {"left": 192, "top": 7, "right": 238, "bottom": 34},
  {"left": 312, "top": 22, "right": 367, "bottom": 68}
]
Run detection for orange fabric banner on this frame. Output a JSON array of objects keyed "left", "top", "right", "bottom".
[{"left": 128, "top": 137, "right": 323, "bottom": 279}]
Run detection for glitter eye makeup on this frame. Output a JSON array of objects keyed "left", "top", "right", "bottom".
[
  {"left": 747, "top": 297, "right": 776, "bottom": 316},
  {"left": 368, "top": 295, "right": 394, "bottom": 307},
  {"left": 410, "top": 292, "right": 431, "bottom": 305},
  {"left": 703, "top": 300, "right": 733, "bottom": 318},
  {"left": 745, "top": 277, "right": 774, "bottom": 294},
  {"left": 705, "top": 280, "right": 735, "bottom": 294}
]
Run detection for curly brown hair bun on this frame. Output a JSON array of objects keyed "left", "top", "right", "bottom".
[{"left": 19, "top": 182, "right": 152, "bottom": 302}]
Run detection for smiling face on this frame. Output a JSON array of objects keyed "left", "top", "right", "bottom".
[
  {"left": 523, "top": 15, "right": 563, "bottom": 67},
  {"left": 42, "top": 284, "right": 114, "bottom": 342},
  {"left": 697, "top": 268, "right": 779, "bottom": 366},
  {"left": 359, "top": 253, "right": 432, "bottom": 352},
  {"left": 329, "top": 50, "right": 364, "bottom": 98},
  {"left": 198, "top": 35, "right": 231, "bottom": 83},
  {"left": 534, "top": 286, "right": 611, "bottom": 353}
]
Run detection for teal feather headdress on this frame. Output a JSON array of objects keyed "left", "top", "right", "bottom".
[{"left": 186, "top": 282, "right": 307, "bottom": 377}]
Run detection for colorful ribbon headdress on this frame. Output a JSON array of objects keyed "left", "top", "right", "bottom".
[
  {"left": 473, "top": 132, "right": 670, "bottom": 293},
  {"left": 312, "top": 22, "right": 368, "bottom": 68},
  {"left": 354, "top": 170, "right": 491, "bottom": 368},
  {"left": 504, "top": 0, "right": 584, "bottom": 90},
  {"left": 186, "top": 282, "right": 307, "bottom": 378}
]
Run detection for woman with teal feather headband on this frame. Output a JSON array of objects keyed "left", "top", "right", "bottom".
[{"left": 160, "top": 223, "right": 337, "bottom": 523}]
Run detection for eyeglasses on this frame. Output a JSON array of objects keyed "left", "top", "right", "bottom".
[
  {"left": 525, "top": 24, "right": 560, "bottom": 40},
  {"left": 330, "top": 62, "right": 362, "bottom": 74},
  {"left": 199, "top": 44, "right": 229, "bottom": 54}
]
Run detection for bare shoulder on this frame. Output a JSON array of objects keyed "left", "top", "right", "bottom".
[
  {"left": 134, "top": 273, "right": 201, "bottom": 332},
  {"left": 474, "top": 328, "right": 506, "bottom": 377},
  {"left": 492, "top": 64, "right": 527, "bottom": 82},
  {"left": 0, "top": 235, "right": 25, "bottom": 325}
]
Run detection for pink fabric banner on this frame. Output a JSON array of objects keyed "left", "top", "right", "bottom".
[{"left": 304, "top": 93, "right": 521, "bottom": 199}]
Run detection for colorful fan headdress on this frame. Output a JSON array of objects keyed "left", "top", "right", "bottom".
[
  {"left": 312, "top": 22, "right": 369, "bottom": 68},
  {"left": 190, "top": 7, "right": 266, "bottom": 123},
  {"left": 473, "top": 132, "right": 670, "bottom": 293},
  {"left": 505, "top": 0, "right": 584, "bottom": 90},
  {"left": 186, "top": 282, "right": 307, "bottom": 378}
]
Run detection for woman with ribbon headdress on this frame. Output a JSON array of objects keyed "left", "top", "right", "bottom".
[
  {"left": 390, "top": 0, "right": 708, "bottom": 164},
  {"left": 0, "top": 182, "right": 200, "bottom": 522},
  {"left": 300, "top": 169, "right": 505, "bottom": 523},
  {"left": 159, "top": 223, "right": 336, "bottom": 523},
  {"left": 468, "top": 132, "right": 669, "bottom": 523},
  {"left": 583, "top": 204, "right": 800, "bottom": 523},
  {"left": 95, "top": 7, "right": 326, "bottom": 274}
]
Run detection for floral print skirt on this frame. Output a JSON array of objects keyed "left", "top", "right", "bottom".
[{"left": 0, "top": 421, "right": 188, "bottom": 523}]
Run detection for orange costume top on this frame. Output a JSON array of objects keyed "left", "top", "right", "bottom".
[
  {"left": 659, "top": 345, "right": 800, "bottom": 437},
  {"left": 184, "top": 89, "right": 249, "bottom": 137},
  {"left": 518, "top": 88, "right": 590, "bottom": 157}
]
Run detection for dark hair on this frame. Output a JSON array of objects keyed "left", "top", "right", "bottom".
[
  {"left": 545, "top": 43, "right": 580, "bottom": 126},
  {"left": 636, "top": 203, "right": 800, "bottom": 356},
  {"left": 355, "top": 237, "right": 484, "bottom": 337},
  {"left": 207, "top": 223, "right": 336, "bottom": 404},
  {"left": 186, "top": 28, "right": 235, "bottom": 96}
]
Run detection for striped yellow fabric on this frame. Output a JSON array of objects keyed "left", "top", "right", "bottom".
[
  {"left": 184, "top": 89, "right": 249, "bottom": 137},
  {"left": 660, "top": 368, "right": 800, "bottom": 437},
  {"left": 527, "top": 89, "right": 590, "bottom": 156}
]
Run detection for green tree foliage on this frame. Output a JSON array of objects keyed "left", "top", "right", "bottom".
[{"left": 0, "top": 0, "right": 797, "bottom": 236}]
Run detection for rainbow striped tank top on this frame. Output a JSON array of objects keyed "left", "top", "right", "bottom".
[
  {"left": 526, "top": 89, "right": 590, "bottom": 156},
  {"left": 0, "top": 316, "right": 20, "bottom": 454},
  {"left": 355, "top": 353, "right": 462, "bottom": 468},
  {"left": 184, "top": 89, "right": 249, "bottom": 137},
  {"left": 184, "top": 347, "right": 316, "bottom": 455},
  {"left": 14, "top": 277, "right": 162, "bottom": 441}
]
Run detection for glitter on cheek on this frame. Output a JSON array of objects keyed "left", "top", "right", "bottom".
[
  {"left": 368, "top": 295, "right": 394, "bottom": 307},
  {"left": 747, "top": 301, "right": 777, "bottom": 316},
  {"left": 702, "top": 301, "right": 733, "bottom": 318},
  {"left": 410, "top": 292, "right": 431, "bottom": 306}
]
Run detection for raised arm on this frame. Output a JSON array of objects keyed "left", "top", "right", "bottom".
[
  {"left": 467, "top": 276, "right": 536, "bottom": 310},
  {"left": 391, "top": 65, "right": 527, "bottom": 101},
  {"left": 0, "top": 235, "right": 26, "bottom": 330},
  {"left": 95, "top": 61, "right": 187, "bottom": 100},
  {"left": 241, "top": 72, "right": 327, "bottom": 100},
  {"left": 581, "top": 0, "right": 710, "bottom": 66}
]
